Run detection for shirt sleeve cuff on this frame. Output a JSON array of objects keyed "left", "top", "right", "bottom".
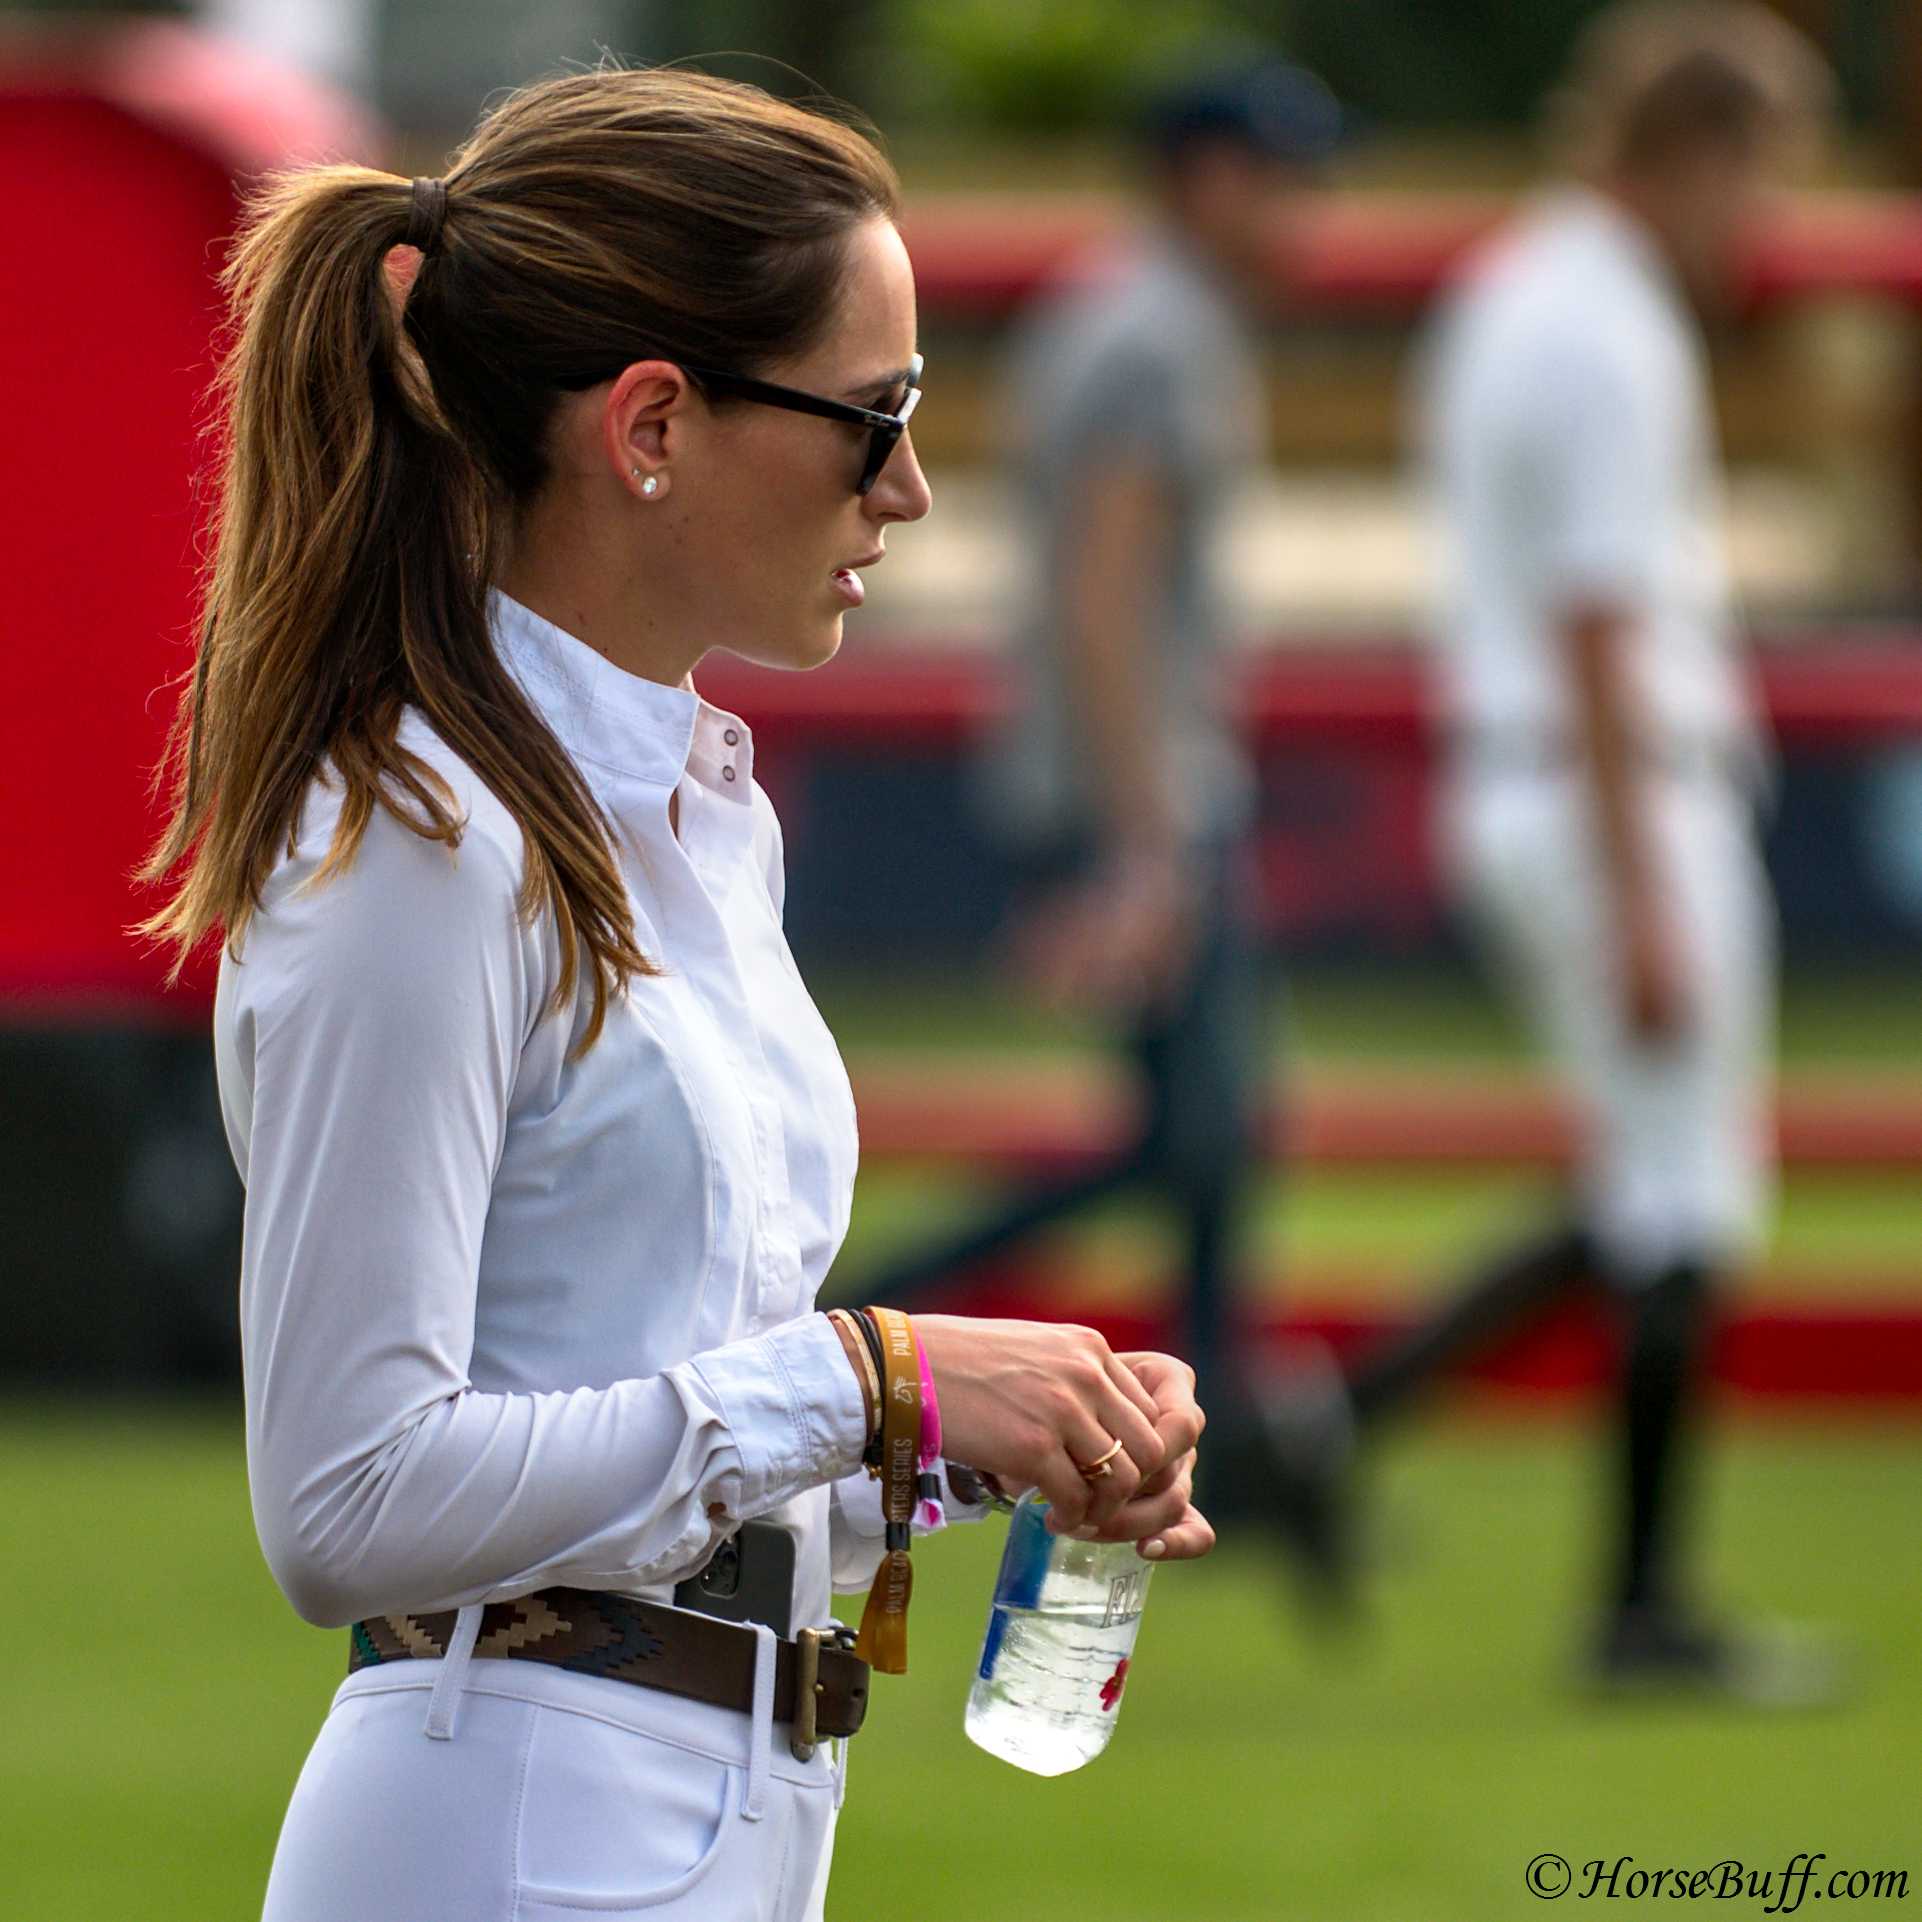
[
  {"left": 834, "top": 1467, "right": 886, "bottom": 1541},
  {"left": 690, "top": 1314, "right": 870, "bottom": 1515}
]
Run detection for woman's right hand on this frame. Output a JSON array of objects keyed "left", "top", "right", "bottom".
[{"left": 912, "top": 1315, "right": 1199, "bottom": 1534}]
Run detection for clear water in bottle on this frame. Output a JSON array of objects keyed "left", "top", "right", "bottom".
[{"left": 965, "top": 1491, "right": 1154, "bottom": 1776}]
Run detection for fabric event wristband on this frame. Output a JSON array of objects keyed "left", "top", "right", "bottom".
[
  {"left": 850, "top": 1305, "right": 923, "bottom": 1674},
  {"left": 915, "top": 1328, "right": 944, "bottom": 1532}
]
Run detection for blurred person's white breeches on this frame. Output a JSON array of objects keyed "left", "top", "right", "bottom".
[
  {"left": 1441, "top": 764, "right": 1777, "bottom": 1286},
  {"left": 261, "top": 1652, "right": 843, "bottom": 1922}
]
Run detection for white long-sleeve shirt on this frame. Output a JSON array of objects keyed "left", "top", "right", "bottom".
[
  {"left": 215, "top": 591, "right": 907, "bottom": 1634},
  {"left": 1420, "top": 188, "right": 1758, "bottom": 768}
]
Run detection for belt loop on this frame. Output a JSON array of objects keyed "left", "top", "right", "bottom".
[
  {"left": 830, "top": 1614, "right": 852, "bottom": 1805},
  {"left": 741, "top": 1623, "right": 776, "bottom": 1822},
  {"left": 423, "top": 1603, "right": 484, "bottom": 1742}
]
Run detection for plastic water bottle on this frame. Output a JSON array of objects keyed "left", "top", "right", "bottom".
[{"left": 964, "top": 1491, "right": 1154, "bottom": 1776}]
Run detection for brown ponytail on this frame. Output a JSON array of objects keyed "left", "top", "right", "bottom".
[{"left": 142, "top": 68, "right": 900, "bottom": 1048}]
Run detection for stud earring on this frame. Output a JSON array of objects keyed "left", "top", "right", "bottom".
[{"left": 642, "top": 475, "right": 659, "bottom": 497}]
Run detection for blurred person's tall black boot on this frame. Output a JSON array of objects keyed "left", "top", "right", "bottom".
[
  {"left": 1587, "top": 1264, "right": 1845, "bottom": 1706},
  {"left": 1614, "top": 1259, "right": 1709, "bottom": 1619},
  {"left": 1201, "top": 1335, "right": 1358, "bottom": 1617},
  {"left": 1590, "top": 1260, "right": 1727, "bottom": 1686},
  {"left": 1228, "top": 1226, "right": 1598, "bottom": 1616}
]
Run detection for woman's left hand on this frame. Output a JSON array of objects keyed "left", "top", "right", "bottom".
[
  {"left": 1073, "top": 1350, "right": 1214, "bottom": 1562},
  {"left": 1076, "top": 1449, "right": 1213, "bottom": 1561}
]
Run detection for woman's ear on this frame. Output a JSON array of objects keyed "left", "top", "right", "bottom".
[
  {"left": 604, "top": 360, "right": 688, "bottom": 501},
  {"left": 382, "top": 246, "right": 423, "bottom": 321}
]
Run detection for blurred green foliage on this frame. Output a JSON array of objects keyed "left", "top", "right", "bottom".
[
  {"left": 1279, "top": 0, "right": 1609, "bottom": 129},
  {"left": 663, "top": 0, "right": 1897, "bottom": 136},
  {"left": 12, "top": 0, "right": 1901, "bottom": 135},
  {"left": 872, "top": 0, "right": 1603, "bottom": 132},
  {"left": 1282, "top": 0, "right": 1893, "bottom": 132},
  {"left": 881, "top": 0, "right": 1248, "bottom": 132}
]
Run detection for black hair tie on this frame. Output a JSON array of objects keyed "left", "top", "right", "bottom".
[{"left": 404, "top": 176, "right": 448, "bottom": 253}]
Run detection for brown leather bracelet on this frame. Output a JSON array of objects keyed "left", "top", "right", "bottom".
[{"left": 350, "top": 1587, "right": 869, "bottom": 1738}]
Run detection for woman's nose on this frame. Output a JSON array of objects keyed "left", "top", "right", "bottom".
[{"left": 869, "top": 430, "right": 932, "bottom": 524}]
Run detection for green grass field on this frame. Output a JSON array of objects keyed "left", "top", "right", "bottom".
[
  {"left": 4, "top": 1405, "right": 1916, "bottom": 1920},
  {"left": 7, "top": 963, "right": 1918, "bottom": 1918}
]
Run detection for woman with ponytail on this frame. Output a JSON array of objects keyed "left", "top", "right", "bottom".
[{"left": 144, "top": 68, "right": 1210, "bottom": 1922}]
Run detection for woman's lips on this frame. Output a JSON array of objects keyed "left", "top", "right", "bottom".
[{"left": 831, "top": 567, "right": 865, "bottom": 607}]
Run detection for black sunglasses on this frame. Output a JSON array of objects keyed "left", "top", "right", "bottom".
[
  {"left": 559, "top": 353, "right": 923, "bottom": 497},
  {"left": 684, "top": 353, "right": 922, "bottom": 496}
]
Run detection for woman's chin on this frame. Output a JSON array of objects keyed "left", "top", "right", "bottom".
[
  {"left": 795, "top": 611, "right": 845, "bottom": 670},
  {"left": 728, "top": 615, "right": 844, "bottom": 675}
]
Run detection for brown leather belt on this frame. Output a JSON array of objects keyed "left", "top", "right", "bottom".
[{"left": 350, "top": 1587, "right": 869, "bottom": 1743}]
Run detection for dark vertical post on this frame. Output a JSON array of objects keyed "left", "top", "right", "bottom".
[{"left": 1902, "top": 0, "right": 1922, "bottom": 186}]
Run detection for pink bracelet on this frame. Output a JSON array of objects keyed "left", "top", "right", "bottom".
[{"left": 913, "top": 1322, "right": 944, "bottom": 1530}]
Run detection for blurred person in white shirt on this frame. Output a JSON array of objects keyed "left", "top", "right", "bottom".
[{"left": 1288, "top": 2, "right": 1841, "bottom": 1696}]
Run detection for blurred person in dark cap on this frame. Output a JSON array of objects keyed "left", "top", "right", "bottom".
[
  {"left": 1281, "top": 0, "right": 1843, "bottom": 1696},
  {"left": 863, "top": 51, "right": 1343, "bottom": 1562}
]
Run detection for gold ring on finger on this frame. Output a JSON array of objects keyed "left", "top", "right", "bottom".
[{"left": 1076, "top": 1437, "right": 1124, "bottom": 1480}]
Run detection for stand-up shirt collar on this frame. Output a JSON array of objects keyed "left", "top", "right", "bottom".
[{"left": 488, "top": 589, "right": 754, "bottom": 802}]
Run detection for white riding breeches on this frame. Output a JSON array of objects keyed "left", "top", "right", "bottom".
[
  {"left": 261, "top": 1634, "right": 846, "bottom": 1922},
  {"left": 1440, "top": 763, "right": 1777, "bottom": 1286}
]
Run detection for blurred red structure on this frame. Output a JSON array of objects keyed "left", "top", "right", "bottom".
[
  {"left": 0, "top": 20, "right": 373, "bottom": 1012},
  {"left": 6, "top": 47, "right": 1922, "bottom": 1013},
  {"left": 696, "top": 631, "right": 1922, "bottom": 756},
  {"left": 924, "top": 1275, "right": 1922, "bottom": 1406},
  {"left": 902, "top": 188, "right": 1922, "bottom": 319}
]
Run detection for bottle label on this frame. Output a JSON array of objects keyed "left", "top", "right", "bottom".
[
  {"left": 977, "top": 1605, "right": 1009, "bottom": 1681},
  {"left": 990, "top": 1499, "right": 1055, "bottom": 1613},
  {"left": 1101, "top": 1569, "right": 1147, "bottom": 1628}
]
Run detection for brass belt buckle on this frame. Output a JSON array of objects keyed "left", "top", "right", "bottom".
[{"left": 790, "top": 1626, "right": 822, "bottom": 1762}]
